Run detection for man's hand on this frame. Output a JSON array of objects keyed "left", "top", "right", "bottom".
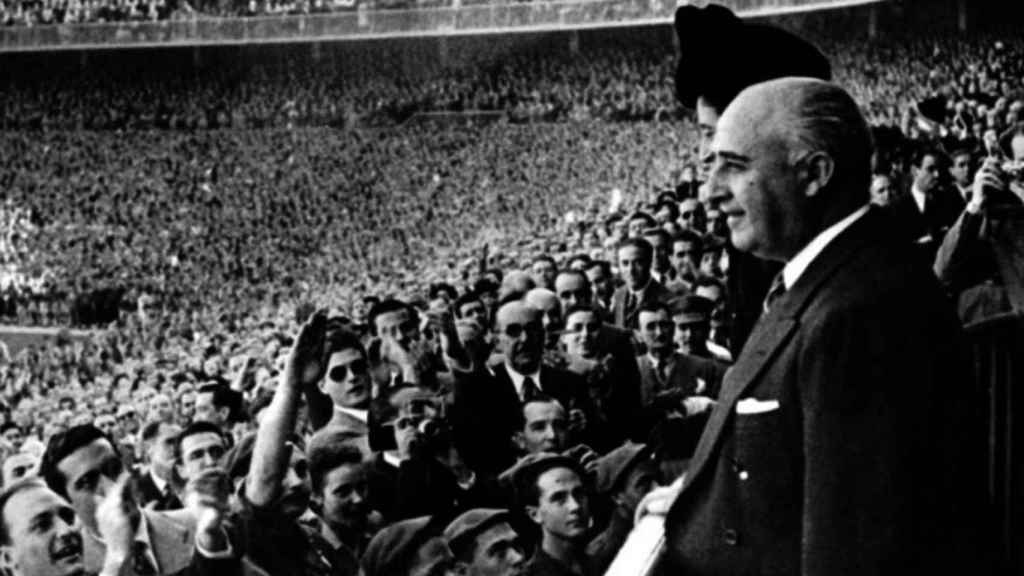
[
  {"left": 682, "top": 396, "right": 716, "bottom": 416},
  {"left": 185, "top": 469, "right": 232, "bottom": 554},
  {"left": 968, "top": 158, "right": 1007, "bottom": 214},
  {"left": 563, "top": 444, "right": 601, "bottom": 474},
  {"left": 96, "top": 473, "right": 136, "bottom": 570},
  {"left": 634, "top": 476, "right": 685, "bottom": 526},
  {"left": 284, "top": 309, "right": 328, "bottom": 388}
]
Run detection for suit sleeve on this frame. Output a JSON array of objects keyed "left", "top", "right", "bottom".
[
  {"left": 933, "top": 210, "right": 986, "bottom": 294},
  {"left": 796, "top": 290, "right": 972, "bottom": 575}
]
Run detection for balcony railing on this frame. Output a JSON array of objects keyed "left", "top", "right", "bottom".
[{"left": 0, "top": 0, "right": 884, "bottom": 51}]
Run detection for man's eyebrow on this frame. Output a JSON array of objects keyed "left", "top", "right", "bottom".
[{"left": 716, "top": 150, "right": 751, "bottom": 163}]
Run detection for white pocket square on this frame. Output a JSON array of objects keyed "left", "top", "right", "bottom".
[{"left": 736, "top": 398, "right": 780, "bottom": 415}]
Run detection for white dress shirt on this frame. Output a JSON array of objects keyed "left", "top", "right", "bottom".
[
  {"left": 504, "top": 364, "right": 543, "bottom": 401},
  {"left": 783, "top": 205, "right": 870, "bottom": 290}
]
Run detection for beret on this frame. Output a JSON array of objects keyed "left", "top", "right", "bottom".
[
  {"left": 442, "top": 508, "right": 512, "bottom": 558},
  {"left": 673, "top": 4, "right": 831, "bottom": 109},
  {"left": 594, "top": 442, "right": 653, "bottom": 495},
  {"left": 361, "top": 516, "right": 452, "bottom": 576}
]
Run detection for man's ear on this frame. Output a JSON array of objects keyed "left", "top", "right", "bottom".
[
  {"left": 0, "top": 545, "right": 19, "bottom": 576},
  {"left": 512, "top": 432, "right": 526, "bottom": 453},
  {"left": 317, "top": 378, "right": 329, "bottom": 395},
  {"left": 526, "top": 504, "right": 541, "bottom": 526},
  {"left": 802, "top": 151, "right": 835, "bottom": 199}
]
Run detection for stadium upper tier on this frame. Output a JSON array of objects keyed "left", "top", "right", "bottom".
[{"left": 0, "top": 0, "right": 884, "bottom": 50}]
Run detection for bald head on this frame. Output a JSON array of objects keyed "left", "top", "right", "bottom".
[
  {"left": 708, "top": 78, "right": 872, "bottom": 261},
  {"left": 495, "top": 302, "right": 544, "bottom": 374}
]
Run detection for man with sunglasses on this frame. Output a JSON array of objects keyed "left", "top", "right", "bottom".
[
  {"left": 309, "top": 328, "right": 372, "bottom": 456},
  {"left": 452, "top": 302, "right": 593, "bottom": 476}
]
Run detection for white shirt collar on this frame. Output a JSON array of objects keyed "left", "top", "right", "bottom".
[
  {"left": 910, "top": 185, "right": 928, "bottom": 214},
  {"left": 149, "top": 469, "right": 168, "bottom": 494},
  {"left": 783, "top": 206, "right": 870, "bottom": 291},
  {"left": 504, "top": 364, "right": 542, "bottom": 400},
  {"left": 335, "top": 406, "right": 368, "bottom": 423}
]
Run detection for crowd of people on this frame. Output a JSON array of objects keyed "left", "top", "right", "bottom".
[{"left": 0, "top": 7, "right": 1021, "bottom": 576}]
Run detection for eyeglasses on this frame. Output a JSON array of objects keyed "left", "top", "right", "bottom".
[
  {"left": 328, "top": 359, "right": 368, "bottom": 382},
  {"left": 502, "top": 323, "right": 542, "bottom": 339}
]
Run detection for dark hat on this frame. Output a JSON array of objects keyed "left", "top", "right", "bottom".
[
  {"left": 443, "top": 508, "right": 512, "bottom": 558},
  {"left": 361, "top": 516, "right": 452, "bottom": 576},
  {"left": 670, "top": 295, "right": 713, "bottom": 324},
  {"left": 594, "top": 442, "right": 653, "bottom": 495},
  {"left": 673, "top": 4, "right": 831, "bottom": 109},
  {"left": 500, "top": 452, "right": 585, "bottom": 507}
]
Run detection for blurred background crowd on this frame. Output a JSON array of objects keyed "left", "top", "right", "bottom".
[{"left": 0, "top": 4, "right": 1021, "bottom": 575}]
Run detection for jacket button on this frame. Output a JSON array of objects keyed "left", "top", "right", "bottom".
[{"left": 723, "top": 529, "right": 739, "bottom": 546}]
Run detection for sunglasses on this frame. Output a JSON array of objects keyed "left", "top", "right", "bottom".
[
  {"left": 328, "top": 359, "right": 368, "bottom": 382},
  {"left": 502, "top": 323, "right": 542, "bottom": 339}
]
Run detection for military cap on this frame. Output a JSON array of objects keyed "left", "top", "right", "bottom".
[
  {"left": 443, "top": 508, "right": 513, "bottom": 558},
  {"left": 671, "top": 295, "right": 714, "bottom": 325},
  {"left": 594, "top": 442, "right": 653, "bottom": 495},
  {"left": 673, "top": 3, "right": 831, "bottom": 109}
]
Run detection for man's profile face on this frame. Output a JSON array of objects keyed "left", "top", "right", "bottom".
[
  {"left": 696, "top": 96, "right": 722, "bottom": 176},
  {"left": 147, "top": 423, "right": 180, "bottom": 476},
  {"left": 912, "top": 154, "right": 942, "bottom": 194},
  {"left": 321, "top": 348, "right": 371, "bottom": 410},
  {"left": 55, "top": 439, "right": 123, "bottom": 533},
  {"left": 495, "top": 304, "right": 543, "bottom": 375},
  {"left": 468, "top": 522, "right": 524, "bottom": 576},
  {"left": 706, "top": 90, "right": 806, "bottom": 261},
  {"left": 178, "top": 392, "right": 196, "bottom": 421},
  {"left": 617, "top": 246, "right": 651, "bottom": 291},
  {"left": 177, "top": 432, "right": 225, "bottom": 481},
  {"left": 614, "top": 461, "right": 659, "bottom": 518},
  {"left": 1, "top": 486, "right": 85, "bottom": 576},
  {"left": 638, "top": 309, "right": 673, "bottom": 354},
  {"left": 529, "top": 467, "right": 589, "bottom": 542},
  {"left": 870, "top": 175, "right": 894, "bottom": 207},
  {"left": 318, "top": 462, "right": 369, "bottom": 534},
  {"left": 950, "top": 153, "right": 972, "bottom": 187},
  {"left": 518, "top": 401, "right": 567, "bottom": 455}
]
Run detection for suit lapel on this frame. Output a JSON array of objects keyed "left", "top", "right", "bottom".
[
  {"left": 681, "top": 209, "right": 884, "bottom": 492},
  {"left": 145, "top": 510, "right": 194, "bottom": 575}
]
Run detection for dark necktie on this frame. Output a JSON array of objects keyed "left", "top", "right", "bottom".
[
  {"left": 521, "top": 376, "right": 540, "bottom": 402},
  {"left": 762, "top": 271, "right": 787, "bottom": 315},
  {"left": 132, "top": 541, "right": 157, "bottom": 576}
]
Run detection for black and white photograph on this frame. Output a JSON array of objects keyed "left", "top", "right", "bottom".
[{"left": 0, "top": 0, "right": 1021, "bottom": 574}]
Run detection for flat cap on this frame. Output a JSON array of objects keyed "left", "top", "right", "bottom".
[
  {"left": 594, "top": 442, "right": 652, "bottom": 495},
  {"left": 674, "top": 4, "right": 831, "bottom": 109},
  {"left": 443, "top": 508, "right": 512, "bottom": 558},
  {"left": 500, "top": 452, "right": 585, "bottom": 506},
  {"left": 361, "top": 516, "right": 452, "bottom": 576}
]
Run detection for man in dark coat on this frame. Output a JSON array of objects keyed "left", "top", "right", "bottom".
[{"left": 643, "top": 77, "right": 985, "bottom": 575}]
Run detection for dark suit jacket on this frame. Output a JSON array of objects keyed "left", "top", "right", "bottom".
[
  {"left": 888, "top": 186, "right": 965, "bottom": 262},
  {"left": 662, "top": 209, "right": 985, "bottom": 575},
  {"left": 637, "top": 353, "right": 726, "bottom": 404},
  {"left": 611, "top": 280, "right": 673, "bottom": 330},
  {"left": 135, "top": 469, "right": 182, "bottom": 512},
  {"left": 451, "top": 364, "right": 592, "bottom": 475}
]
